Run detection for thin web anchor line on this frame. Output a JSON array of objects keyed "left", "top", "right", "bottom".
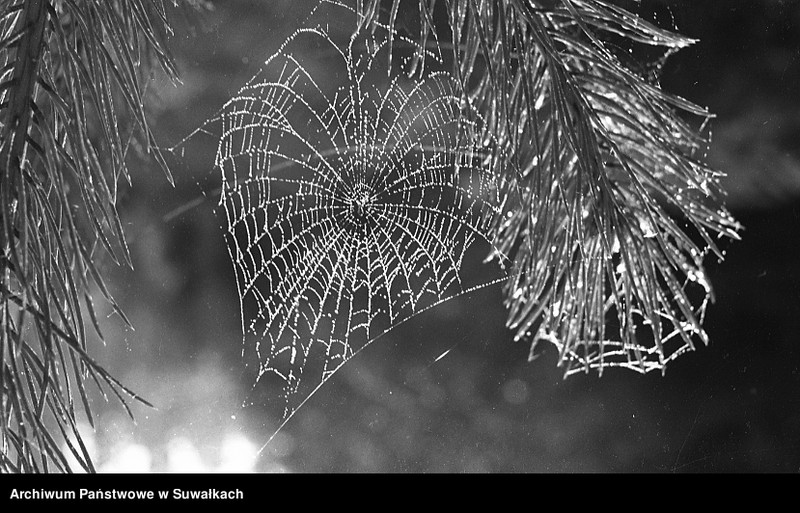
[{"left": 256, "top": 275, "right": 509, "bottom": 453}]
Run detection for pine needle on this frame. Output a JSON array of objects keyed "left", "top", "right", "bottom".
[{"left": 0, "top": 0, "right": 184, "bottom": 473}]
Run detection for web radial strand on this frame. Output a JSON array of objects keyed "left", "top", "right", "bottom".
[{"left": 215, "top": 13, "right": 504, "bottom": 420}]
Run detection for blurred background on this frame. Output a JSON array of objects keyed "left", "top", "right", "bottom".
[{"left": 74, "top": 0, "right": 800, "bottom": 472}]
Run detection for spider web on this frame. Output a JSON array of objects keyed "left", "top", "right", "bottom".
[{"left": 215, "top": 1, "right": 507, "bottom": 428}]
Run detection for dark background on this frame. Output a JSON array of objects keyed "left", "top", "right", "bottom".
[{"left": 78, "top": 0, "right": 800, "bottom": 472}]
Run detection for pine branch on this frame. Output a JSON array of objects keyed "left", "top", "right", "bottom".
[
  {"left": 0, "top": 0, "right": 182, "bottom": 473},
  {"left": 362, "top": 0, "right": 740, "bottom": 375}
]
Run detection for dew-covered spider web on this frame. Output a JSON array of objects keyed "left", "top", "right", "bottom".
[
  {"left": 214, "top": 1, "right": 508, "bottom": 430},
  {"left": 157, "top": 0, "right": 744, "bottom": 449}
]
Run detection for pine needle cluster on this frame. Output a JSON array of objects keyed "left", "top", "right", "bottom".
[
  {"left": 0, "top": 0, "right": 177, "bottom": 473},
  {"left": 359, "top": 0, "right": 740, "bottom": 374}
]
